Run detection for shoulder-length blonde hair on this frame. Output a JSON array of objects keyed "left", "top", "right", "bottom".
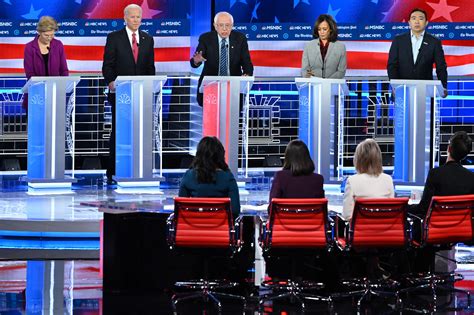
[
  {"left": 37, "top": 16, "right": 58, "bottom": 33},
  {"left": 353, "top": 139, "right": 383, "bottom": 176}
]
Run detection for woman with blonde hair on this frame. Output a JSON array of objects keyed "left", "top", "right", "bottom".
[
  {"left": 342, "top": 139, "right": 394, "bottom": 220},
  {"left": 23, "top": 16, "right": 69, "bottom": 109}
]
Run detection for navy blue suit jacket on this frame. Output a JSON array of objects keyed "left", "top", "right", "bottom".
[
  {"left": 387, "top": 32, "right": 448, "bottom": 88},
  {"left": 410, "top": 161, "right": 474, "bottom": 216},
  {"left": 102, "top": 28, "right": 155, "bottom": 85},
  {"left": 190, "top": 31, "right": 253, "bottom": 106}
]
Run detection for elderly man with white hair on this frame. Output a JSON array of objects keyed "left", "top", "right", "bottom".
[
  {"left": 102, "top": 3, "right": 156, "bottom": 184},
  {"left": 191, "top": 11, "right": 253, "bottom": 106}
]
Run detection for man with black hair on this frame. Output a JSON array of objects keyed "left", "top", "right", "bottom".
[
  {"left": 408, "top": 131, "right": 474, "bottom": 273},
  {"left": 410, "top": 131, "right": 474, "bottom": 216},
  {"left": 387, "top": 8, "right": 448, "bottom": 97}
]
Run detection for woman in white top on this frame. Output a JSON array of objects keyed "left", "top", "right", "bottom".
[{"left": 342, "top": 139, "right": 394, "bottom": 220}]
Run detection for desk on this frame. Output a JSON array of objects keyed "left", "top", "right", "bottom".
[{"left": 101, "top": 204, "right": 258, "bottom": 294}]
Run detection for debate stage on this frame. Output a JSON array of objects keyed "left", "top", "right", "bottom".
[{"left": 0, "top": 170, "right": 472, "bottom": 313}]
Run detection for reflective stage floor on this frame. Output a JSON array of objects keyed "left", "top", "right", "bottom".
[{"left": 0, "top": 171, "right": 472, "bottom": 314}]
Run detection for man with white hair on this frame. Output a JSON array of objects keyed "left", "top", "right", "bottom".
[
  {"left": 191, "top": 11, "right": 253, "bottom": 106},
  {"left": 102, "top": 3, "right": 155, "bottom": 183}
]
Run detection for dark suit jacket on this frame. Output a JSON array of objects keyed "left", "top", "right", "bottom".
[
  {"left": 269, "top": 169, "right": 325, "bottom": 202},
  {"left": 102, "top": 28, "right": 155, "bottom": 85},
  {"left": 387, "top": 32, "right": 448, "bottom": 88},
  {"left": 410, "top": 161, "right": 474, "bottom": 216},
  {"left": 190, "top": 31, "right": 253, "bottom": 106}
]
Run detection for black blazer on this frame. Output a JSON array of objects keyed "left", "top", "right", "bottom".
[
  {"left": 410, "top": 161, "right": 474, "bottom": 216},
  {"left": 387, "top": 32, "right": 448, "bottom": 88},
  {"left": 190, "top": 30, "right": 253, "bottom": 105},
  {"left": 102, "top": 28, "right": 155, "bottom": 85}
]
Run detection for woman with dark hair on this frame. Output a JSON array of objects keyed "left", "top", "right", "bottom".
[
  {"left": 269, "top": 139, "right": 324, "bottom": 201},
  {"left": 179, "top": 136, "right": 240, "bottom": 217},
  {"left": 266, "top": 140, "right": 326, "bottom": 282},
  {"left": 301, "top": 14, "right": 346, "bottom": 79}
]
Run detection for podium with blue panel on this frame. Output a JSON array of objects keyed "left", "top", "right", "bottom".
[
  {"left": 200, "top": 76, "right": 254, "bottom": 178},
  {"left": 22, "top": 76, "right": 80, "bottom": 189},
  {"left": 114, "top": 75, "right": 167, "bottom": 188},
  {"left": 391, "top": 79, "right": 443, "bottom": 185},
  {"left": 295, "top": 77, "right": 348, "bottom": 183}
]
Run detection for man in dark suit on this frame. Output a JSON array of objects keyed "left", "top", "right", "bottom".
[
  {"left": 387, "top": 8, "right": 448, "bottom": 97},
  {"left": 409, "top": 131, "right": 474, "bottom": 273},
  {"left": 102, "top": 4, "right": 155, "bottom": 182},
  {"left": 410, "top": 131, "right": 474, "bottom": 216},
  {"left": 190, "top": 11, "right": 253, "bottom": 106}
]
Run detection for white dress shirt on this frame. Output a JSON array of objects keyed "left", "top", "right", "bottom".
[
  {"left": 411, "top": 31, "right": 424, "bottom": 64},
  {"left": 126, "top": 26, "right": 140, "bottom": 48}
]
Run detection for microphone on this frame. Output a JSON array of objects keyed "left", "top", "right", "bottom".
[
  {"left": 322, "top": 59, "right": 325, "bottom": 78},
  {"left": 46, "top": 46, "right": 50, "bottom": 51},
  {"left": 136, "top": 42, "right": 140, "bottom": 47}
]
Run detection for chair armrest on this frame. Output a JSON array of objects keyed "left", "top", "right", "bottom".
[
  {"left": 326, "top": 215, "right": 336, "bottom": 250},
  {"left": 407, "top": 213, "right": 423, "bottom": 246},
  {"left": 335, "top": 214, "right": 350, "bottom": 251},
  {"left": 233, "top": 215, "right": 244, "bottom": 249},
  {"left": 166, "top": 213, "right": 175, "bottom": 248},
  {"left": 259, "top": 216, "right": 270, "bottom": 250}
]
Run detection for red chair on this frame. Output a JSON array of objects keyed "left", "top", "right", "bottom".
[
  {"left": 259, "top": 198, "right": 333, "bottom": 312},
  {"left": 167, "top": 197, "right": 245, "bottom": 312},
  {"left": 402, "top": 195, "right": 474, "bottom": 308},
  {"left": 335, "top": 197, "right": 410, "bottom": 308}
]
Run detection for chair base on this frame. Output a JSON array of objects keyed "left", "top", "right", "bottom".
[
  {"left": 400, "top": 272, "right": 471, "bottom": 309},
  {"left": 335, "top": 277, "right": 401, "bottom": 308},
  {"left": 172, "top": 279, "right": 246, "bottom": 313},
  {"left": 259, "top": 279, "right": 332, "bottom": 312}
]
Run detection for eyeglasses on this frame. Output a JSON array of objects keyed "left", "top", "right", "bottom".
[
  {"left": 40, "top": 32, "right": 55, "bottom": 38},
  {"left": 216, "top": 23, "right": 232, "bottom": 30}
]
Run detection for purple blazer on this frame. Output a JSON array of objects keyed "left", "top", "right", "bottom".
[
  {"left": 269, "top": 169, "right": 325, "bottom": 202},
  {"left": 23, "top": 37, "right": 69, "bottom": 108}
]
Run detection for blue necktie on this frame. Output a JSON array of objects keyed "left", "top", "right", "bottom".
[{"left": 219, "top": 39, "right": 228, "bottom": 76}]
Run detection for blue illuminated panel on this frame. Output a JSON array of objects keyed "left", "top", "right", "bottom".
[
  {"left": 115, "top": 82, "right": 133, "bottom": 178},
  {"left": 27, "top": 83, "right": 46, "bottom": 179}
]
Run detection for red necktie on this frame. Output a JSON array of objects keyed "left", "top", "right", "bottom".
[{"left": 132, "top": 32, "right": 138, "bottom": 63}]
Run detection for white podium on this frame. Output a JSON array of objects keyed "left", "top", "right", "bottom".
[
  {"left": 22, "top": 76, "right": 80, "bottom": 189},
  {"left": 295, "top": 77, "right": 348, "bottom": 182},
  {"left": 200, "top": 76, "right": 254, "bottom": 178},
  {"left": 390, "top": 79, "right": 443, "bottom": 185},
  {"left": 114, "top": 75, "right": 167, "bottom": 188}
]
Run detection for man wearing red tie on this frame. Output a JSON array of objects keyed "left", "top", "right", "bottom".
[{"left": 102, "top": 3, "right": 155, "bottom": 183}]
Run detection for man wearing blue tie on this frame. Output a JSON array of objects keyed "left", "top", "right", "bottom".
[
  {"left": 191, "top": 12, "right": 254, "bottom": 106},
  {"left": 387, "top": 8, "right": 448, "bottom": 97}
]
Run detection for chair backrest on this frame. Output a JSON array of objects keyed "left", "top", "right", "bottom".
[
  {"left": 172, "top": 197, "right": 234, "bottom": 248},
  {"left": 266, "top": 198, "right": 331, "bottom": 248},
  {"left": 349, "top": 197, "right": 409, "bottom": 248},
  {"left": 423, "top": 195, "right": 474, "bottom": 245}
]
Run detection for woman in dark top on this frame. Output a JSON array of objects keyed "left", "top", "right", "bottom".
[
  {"left": 266, "top": 140, "right": 326, "bottom": 282},
  {"left": 269, "top": 139, "right": 324, "bottom": 201},
  {"left": 179, "top": 136, "right": 240, "bottom": 218}
]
